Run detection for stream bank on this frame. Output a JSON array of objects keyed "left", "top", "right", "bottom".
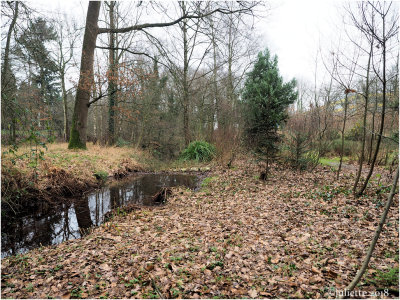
[
  {"left": 2, "top": 172, "right": 205, "bottom": 258},
  {"left": 1, "top": 143, "right": 148, "bottom": 213}
]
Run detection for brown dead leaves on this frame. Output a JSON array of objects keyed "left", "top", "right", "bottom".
[{"left": 1, "top": 160, "right": 398, "bottom": 298}]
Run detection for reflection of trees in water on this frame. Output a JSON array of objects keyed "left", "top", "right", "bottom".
[
  {"left": 53, "top": 204, "right": 79, "bottom": 242},
  {"left": 2, "top": 174, "right": 198, "bottom": 257},
  {"left": 110, "top": 187, "right": 120, "bottom": 209},
  {"left": 93, "top": 192, "right": 101, "bottom": 225},
  {"left": 2, "top": 198, "right": 94, "bottom": 257},
  {"left": 2, "top": 204, "right": 65, "bottom": 257},
  {"left": 74, "top": 198, "right": 93, "bottom": 235}
]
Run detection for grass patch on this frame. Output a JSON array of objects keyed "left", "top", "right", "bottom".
[
  {"left": 201, "top": 176, "right": 218, "bottom": 188},
  {"left": 319, "top": 156, "right": 350, "bottom": 167}
]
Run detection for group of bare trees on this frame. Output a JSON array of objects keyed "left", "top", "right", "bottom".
[
  {"left": 282, "top": 3, "right": 398, "bottom": 292},
  {"left": 1, "top": 1, "right": 264, "bottom": 158},
  {"left": 284, "top": 1, "right": 398, "bottom": 193},
  {"left": 1, "top": 0, "right": 397, "bottom": 166},
  {"left": 68, "top": 1, "right": 263, "bottom": 152}
]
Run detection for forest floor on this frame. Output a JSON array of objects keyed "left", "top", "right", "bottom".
[{"left": 1, "top": 157, "right": 399, "bottom": 299}]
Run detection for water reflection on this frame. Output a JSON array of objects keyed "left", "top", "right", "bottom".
[{"left": 1, "top": 173, "right": 198, "bottom": 258}]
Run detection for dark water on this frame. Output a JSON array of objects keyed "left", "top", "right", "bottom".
[{"left": 1, "top": 173, "right": 199, "bottom": 258}]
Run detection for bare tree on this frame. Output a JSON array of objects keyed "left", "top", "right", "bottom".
[
  {"left": 323, "top": 43, "right": 359, "bottom": 179},
  {"left": 356, "top": 1, "right": 398, "bottom": 197},
  {"left": 1, "top": 1, "right": 19, "bottom": 143},
  {"left": 68, "top": 1, "right": 260, "bottom": 149},
  {"left": 343, "top": 2, "right": 376, "bottom": 194},
  {"left": 55, "top": 16, "right": 80, "bottom": 142},
  {"left": 68, "top": 1, "right": 101, "bottom": 149}
]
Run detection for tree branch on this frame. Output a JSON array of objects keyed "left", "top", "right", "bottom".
[
  {"left": 87, "top": 88, "right": 118, "bottom": 107},
  {"left": 97, "top": 5, "right": 257, "bottom": 34}
]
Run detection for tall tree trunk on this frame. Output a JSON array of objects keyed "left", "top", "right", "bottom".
[
  {"left": 108, "top": 1, "right": 116, "bottom": 145},
  {"left": 68, "top": 1, "right": 101, "bottom": 149},
  {"left": 61, "top": 69, "right": 70, "bottom": 142},
  {"left": 211, "top": 18, "right": 218, "bottom": 139},
  {"left": 182, "top": 16, "right": 190, "bottom": 146},
  {"left": 226, "top": 21, "right": 235, "bottom": 133},
  {"left": 336, "top": 92, "right": 349, "bottom": 179},
  {"left": 368, "top": 87, "right": 378, "bottom": 165},
  {"left": 353, "top": 41, "right": 373, "bottom": 194},
  {"left": 342, "top": 167, "right": 399, "bottom": 297},
  {"left": 2, "top": 1, "right": 19, "bottom": 144},
  {"left": 1, "top": 2, "right": 18, "bottom": 83}
]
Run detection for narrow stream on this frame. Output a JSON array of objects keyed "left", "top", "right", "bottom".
[{"left": 1, "top": 173, "right": 199, "bottom": 258}]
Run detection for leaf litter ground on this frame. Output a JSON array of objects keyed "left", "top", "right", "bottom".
[{"left": 1, "top": 159, "right": 398, "bottom": 299}]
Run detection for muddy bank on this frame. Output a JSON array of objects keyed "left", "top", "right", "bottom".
[{"left": 1, "top": 160, "right": 145, "bottom": 214}]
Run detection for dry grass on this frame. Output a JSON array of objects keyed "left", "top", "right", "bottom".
[
  {"left": 42, "top": 142, "right": 145, "bottom": 178},
  {"left": 1, "top": 142, "right": 149, "bottom": 200}
]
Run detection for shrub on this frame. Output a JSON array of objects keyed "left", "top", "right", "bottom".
[
  {"left": 180, "top": 141, "right": 216, "bottom": 162},
  {"left": 281, "top": 133, "right": 319, "bottom": 170},
  {"left": 345, "top": 123, "right": 364, "bottom": 141},
  {"left": 330, "top": 138, "right": 360, "bottom": 157},
  {"left": 376, "top": 267, "right": 399, "bottom": 286},
  {"left": 116, "top": 137, "right": 130, "bottom": 147}
]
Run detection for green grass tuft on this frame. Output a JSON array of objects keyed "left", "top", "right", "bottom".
[{"left": 180, "top": 141, "right": 216, "bottom": 162}]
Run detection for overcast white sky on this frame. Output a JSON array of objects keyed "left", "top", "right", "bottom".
[
  {"left": 29, "top": 0, "right": 345, "bottom": 85},
  {"left": 259, "top": 0, "right": 342, "bottom": 83}
]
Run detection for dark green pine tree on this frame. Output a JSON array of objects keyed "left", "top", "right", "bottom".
[
  {"left": 242, "top": 48, "right": 297, "bottom": 179},
  {"left": 16, "top": 18, "right": 60, "bottom": 138}
]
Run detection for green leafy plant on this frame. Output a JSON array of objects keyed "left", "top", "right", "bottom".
[
  {"left": 116, "top": 137, "right": 130, "bottom": 147},
  {"left": 25, "top": 283, "right": 34, "bottom": 292},
  {"left": 376, "top": 267, "right": 399, "bottom": 286},
  {"left": 94, "top": 170, "right": 108, "bottom": 181},
  {"left": 180, "top": 141, "right": 216, "bottom": 162},
  {"left": 71, "top": 287, "right": 83, "bottom": 298},
  {"left": 206, "top": 260, "right": 224, "bottom": 270},
  {"left": 201, "top": 176, "right": 218, "bottom": 188}
]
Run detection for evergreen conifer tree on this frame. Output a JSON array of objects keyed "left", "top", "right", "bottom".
[{"left": 242, "top": 48, "right": 297, "bottom": 179}]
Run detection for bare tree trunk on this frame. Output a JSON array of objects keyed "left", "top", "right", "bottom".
[
  {"left": 1, "top": 1, "right": 18, "bottom": 87},
  {"left": 107, "top": 1, "right": 116, "bottom": 145},
  {"left": 2, "top": 1, "right": 19, "bottom": 144},
  {"left": 210, "top": 18, "right": 218, "bottom": 139},
  {"left": 226, "top": 21, "right": 235, "bottom": 134},
  {"left": 368, "top": 84, "right": 378, "bottom": 165},
  {"left": 92, "top": 82, "right": 98, "bottom": 142},
  {"left": 68, "top": 1, "right": 100, "bottom": 149},
  {"left": 337, "top": 92, "right": 349, "bottom": 179},
  {"left": 342, "top": 167, "right": 398, "bottom": 297},
  {"left": 182, "top": 13, "right": 190, "bottom": 146},
  {"left": 61, "top": 70, "right": 70, "bottom": 142},
  {"left": 353, "top": 41, "right": 373, "bottom": 194}
]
